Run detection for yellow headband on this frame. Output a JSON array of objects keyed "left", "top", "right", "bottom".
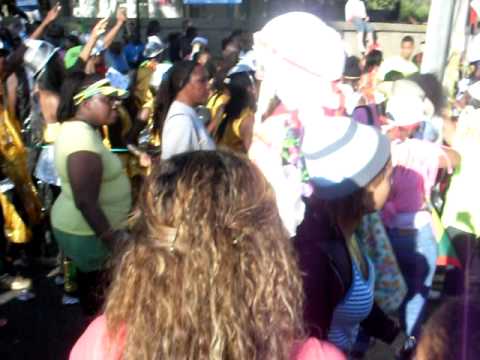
[{"left": 73, "top": 79, "right": 128, "bottom": 106}]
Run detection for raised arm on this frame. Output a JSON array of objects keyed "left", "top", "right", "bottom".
[
  {"left": 3, "top": 3, "right": 62, "bottom": 80},
  {"left": 29, "top": 3, "right": 62, "bottom": 41},
  {"left": 79, "top": 18, "right": 109, "bottom": 64},
  {"left": 103, "top": 7, "right": 127, "bottom": 50}
]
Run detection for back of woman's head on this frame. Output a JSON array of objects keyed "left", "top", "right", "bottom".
[
  {"left": 416, "top": 296, "right": 480, "bottom": 360},
  {"left": 105, "top": 150, "right": 304, "bottom": 360},
  {"left": 153, "top": 60, "right": 197, "bottom": 136},
  {"left": 37, "top": 53, "right": 65, "bottom": 93},
  {"left": 56, "top": 72, "right": 103, "bottom": 122},
  {"left": 364, "top": 49, "right": 383, "bottom": 73},
  {"left": 407, "top": 73, "right": 445, "bottom": 115},
  {"left": 146, "top": 20, "right": 161, "bottom": 37},
  {"left": 215, "top": 72, "right": 255, "bottom": 142}
]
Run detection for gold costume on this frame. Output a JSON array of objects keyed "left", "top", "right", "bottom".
[{"left": 0, "top": 95, "right": 43, "bottom": 244}]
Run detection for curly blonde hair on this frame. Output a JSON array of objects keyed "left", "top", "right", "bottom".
[{"left": 104, "top": 150, "right": 305, "bottom": 359}]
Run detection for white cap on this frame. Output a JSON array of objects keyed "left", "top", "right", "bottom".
[
  {"left": 191, "top": 36, "right": 208, "bottom": 47},
  {"left": 254, "top": 12, "right": 346, "bottom": 110},
  {"left": 255, "top": 12, "right": 345, "bottom": 81},
  {"left": 144, "top": 35, "right": 166, "bottom": 59},
  {"left": 391, "top": 79, "right": 425, "bottom": 98},
  {"left": 302, "top": 116, "right": 391, "bottom": 199},
  {"left": 385, "top": 94, "right": 434, "bottom": 128}
]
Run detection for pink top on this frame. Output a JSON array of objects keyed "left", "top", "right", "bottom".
[
  {"left": 294, "top": 338, "right": 346, "bottom": 360},
  {"left": 70, "top": 316, "right": 345, "bottom": 360},
  {"left": 70, "top": 316, "right": 125, "bottom": 360},
  {"left": 382, "top": 139, "right": 446, "bottom": 229}
]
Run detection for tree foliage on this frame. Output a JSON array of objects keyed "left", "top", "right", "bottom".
[
  {"left": 366, "top": 0, "right": 430, "bottom": 22},
  {"left": 366, "top": 0, "right": 398, "bottom": 10},
  {"left": 398, "top": 0, "right": 430, "bottom": 22}
]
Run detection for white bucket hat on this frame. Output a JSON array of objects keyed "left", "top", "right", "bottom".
[
  {"left": 143, "top": 35, "right": 166, "bottom": 59},
  {"left": 302, "top": 117, "right": 391, "bottom": 199},
  {"left": 23, "top": 39, "right": 59, "bottom": 78}
]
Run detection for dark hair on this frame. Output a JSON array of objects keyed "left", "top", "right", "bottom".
[
  {"left": 417, "top": 296, "right": 480, "bottom": 360},
  {"left": 37, "top": 53, "right": 65, "bottom": 93},
  {"left": 344, "top": 56, "right": 361, "bottom": 78},
  {"left": 310, "top": 188, "right": 368, "bottom": 227},
  {"left": 46, "top": 23, "right": 63, "bottom": 37},
  {"left": 192, "top": 48, "right": 210, "bottom": 64},
  {"left": 221, "top": 37, "right": 230, "bottom": 51},
  {"left": 384, "top": 70, "right": 404, "bottom": 82},
  {"left": 65, "top": 34, "right": 81, "bottom": 49},
  {"left": 146, "top": 20, "right": 161, "bottom": 37},
  {"left": 185, "top": 26, "right": 198, "bottom": 40},
  {"left": 181, "top": 18, "right": 192, "bottom": 31},
  {"left": 215, "top": 72, "right": 255, "bottom": 143},
  {"left": 57, "top": 72, "right": 103, "bottom": 122},
  {"left": 407, "top": 73, "right": 445, "bottom": 115},
  {"left": 0, "top": 26, "right": 15, "bottom": 50},
  {"left": 402, "top": 35, "right": 414, "bottom": 44},
  {"left": 365, "top": 50, "right": 383, "bottom": 73},
  {"left": 308, "top": 158, "right": 390, "bottom": 224},
  {"left": 230, "top": 29, "right": 244, "bottom": 38},
  {"left": 153, "top": 61, "right": 197, "bottom": 138},
  {"left": 222, "top": 35, "right": 240, "bottom": 52},
  {"left": 167, "top": 32, "right": 182, "bottom": 62}
]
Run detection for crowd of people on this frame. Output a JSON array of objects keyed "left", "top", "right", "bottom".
[{"left": 0, "top": 2, "right": 479, "bottom": 360}]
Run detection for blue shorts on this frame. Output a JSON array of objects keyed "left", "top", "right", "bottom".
[{"left": 352, "top": 18, "right": 374, "bottom": 33}]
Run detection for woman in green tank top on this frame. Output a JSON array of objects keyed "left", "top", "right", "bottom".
[{"left": 52, "top": 73, "right": 132, "bottom": 314}]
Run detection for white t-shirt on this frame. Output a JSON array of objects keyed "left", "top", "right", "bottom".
[
  {"left": 161, "top": 100, "right": 215, "bottom": 160},
  {"left": 345, "top": 0, "right": 367, "bottom": 22},
  {"left": 378, "top": 56, "right": 418, "bottom": 79}
]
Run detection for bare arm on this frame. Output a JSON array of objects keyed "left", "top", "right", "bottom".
[
  {"left": 207, "top": 103, "right": 226, "bottom": 134},
  {"left": 442, "top": 114, "right": 457, "bottom": 146},
  {"left": 79, "top": 18, "right": 109, "bottom": 64},
  {"left": 103, "top": 8, "right": 127, "bottom": 49},
  {"left": 29, "top": 3, "right": 62, "bottom": 41},
  {"left": 38, "top": 89, "right": 60, "bottom": 124},
  {"left": 67, "top": 151, "right": 114, "bottom": 246},
  {"left": 239, "top": 112, "right": 254, "bottom": 152},
  {"left": 6, "top": 73, "right": 18, "bottom": 118},
  {"left": 2, "top": 4, "right": 61, "bottom": 80},
  {"left": 439, "top": 146, "right": 461, "bottom": 170}
]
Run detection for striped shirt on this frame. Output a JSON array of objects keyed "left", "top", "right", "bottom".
[{"left": 328, "top": 256, "right": 374, "bottom": 353}]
